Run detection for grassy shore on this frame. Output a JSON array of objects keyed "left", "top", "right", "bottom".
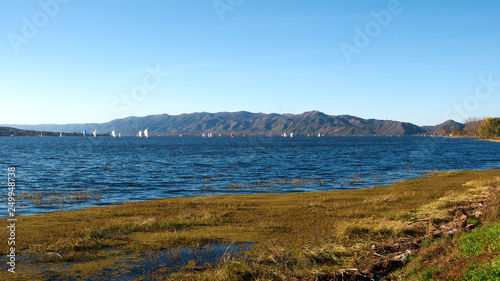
[{"left": 1, "top": 169, "right": 499, "bottom": 280}]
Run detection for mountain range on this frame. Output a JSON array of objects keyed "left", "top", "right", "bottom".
[{"left": 2, "top": 111, "right": 464, "bottom": 137}]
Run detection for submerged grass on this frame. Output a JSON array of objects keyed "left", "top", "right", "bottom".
[
  {"left": 1, "top": 169, "right": 500, "bottom": 280},
  {"left": 18, "top": 190, "right": 104, "bottom": 210}
]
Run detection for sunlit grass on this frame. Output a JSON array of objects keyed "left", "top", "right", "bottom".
[
  {"left": 460, "top": 222, "right": 500, "bottom": 257},
  {"left": 1, "top": 169, "right": 500, "bottom": 280},
  {"left": 396, "top": 173, "right": 500, "bottom": 280}
]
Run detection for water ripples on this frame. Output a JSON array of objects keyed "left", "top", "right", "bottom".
[{"left": 0, "top": 136, "right": 499, "bottom": 217}]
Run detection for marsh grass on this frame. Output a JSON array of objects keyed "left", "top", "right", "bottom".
[
  {"left": 19, "top": 190, "right": 104, "bottom": 209},
  {"left": 2, "top": 170, "right": 500, "bottom": 280},
  {"left": 225, "top": 177, "right": 327, "bottom": 191}
]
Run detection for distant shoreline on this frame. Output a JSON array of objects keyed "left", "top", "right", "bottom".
[{"left": 447, "top": 135, "right": 500, "bottom": 143}]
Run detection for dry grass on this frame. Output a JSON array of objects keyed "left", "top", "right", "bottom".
[
  {"left": 395, "top": 173, "right": 500, "bottom": 280},
  {"left": 1, "top": 169, "right": 500, "bottom": 280}
]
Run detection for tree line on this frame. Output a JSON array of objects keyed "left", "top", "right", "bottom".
[{"left": 451, "top": 117, "right": 500, "bottom": 139}]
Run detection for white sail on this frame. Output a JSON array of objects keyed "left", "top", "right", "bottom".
[
  {"left": 290, "top": 132, "right": 294, "bottom": 138},
  {"left": 111, "top": 130, "right": 116, "bottom": 138},
  {"left": 318, "top": 133, "right": 321, "bottom": 137},
  {"left": 138, "top": 131, "right": 143, "bottom": 137},
  {"left": 93, "top": 130, "right": 97, "bottom": 138},
  {"left": 144, "top": 129, "right": 149, "bottom": 138},
  {"left": 118, "top": 133, "right": 121, "bottom": 137},
  {"left": 60, "top": 132, "right": 62, "bottom": 137}
]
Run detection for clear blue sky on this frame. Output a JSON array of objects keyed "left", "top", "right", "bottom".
[{"left": 1, "top": 0, "right": 499, "bottom": 126}]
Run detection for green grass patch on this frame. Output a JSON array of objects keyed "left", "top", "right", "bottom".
[
  {"left": 463, "top": 256, "right": 500, "bottom": 280},
  {"left": 460, "top": 222, "right": 500, "bottom": 257},
  {"left": 418, "top": 267, "right": 441, "bottom": 281}
]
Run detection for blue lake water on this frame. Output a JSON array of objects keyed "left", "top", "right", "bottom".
[{"left": 1, "top": 136, "right": 499, "bottom": 217}]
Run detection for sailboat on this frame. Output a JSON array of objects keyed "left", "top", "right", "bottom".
[
  {"left": 290, "top": 132, "right": 294, "bottom": 138},
  {"left": 231, "top": 132, "right": 234, "bottom": 138},
  {"left": 60, "top": 132, "right": 63, "bottom": 138},
  {"left": 144, "top": 129, "right": 149, "bottom": 138},
  {"left": 318, "top": 133, "right": 321, "bottom": 137},
  {"left": 118, "top": 133, "right": 121, "bottom": 138},
  {"left": 83, "top": 130, "right": 87, "bottom": 138},
  {"left": 93, "top": 130, "right": 97, "bottom": 138},
  {"left": 111, "top": 130, "right": 116, "bottom": 138},
  {"left": 138, "top": 131, "right": 143, "bottom": 138}
]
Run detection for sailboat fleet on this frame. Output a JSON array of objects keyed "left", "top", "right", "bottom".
[
  {"left": 136, "top": 129, "right": 148, "bottom": 138},
  {"left": 82, "top": 129, "right": 123, "bottom": 138},
  {"left": 79, "top": 129, "right": 152, "bottom": 138},
  {"left": 76, "top": 129, "right": 329, "bottom": 138}
]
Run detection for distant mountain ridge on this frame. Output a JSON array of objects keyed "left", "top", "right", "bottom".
[
  {"left": 0, "top": 126, "right": 80, "bottom": 137},
  {"left": 2, "top": 111, "right": 464, "bottom": 136}
]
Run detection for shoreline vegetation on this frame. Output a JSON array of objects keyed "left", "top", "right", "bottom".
[
  {"left": 450, "top": 117, "right": 500, "bottom": 140},
  {"left": 1, "top": 169, "right": 499, "bottom": 280}
]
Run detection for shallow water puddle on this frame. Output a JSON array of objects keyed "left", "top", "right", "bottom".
[{"left": 34, "top": 242, "right": 251, "bottom": 280}]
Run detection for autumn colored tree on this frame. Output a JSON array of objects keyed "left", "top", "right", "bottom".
[
  {"left": 437, "top": 128, "right": 451, "bottom": 136},
  {"left": 463, "top": 117, "right": 483, "bottom": 136},
  {"left": 478, "top": 118, "right": 500, "bottom": 139},
  {"left": 451, "top": 128, "right": 463, "bottom": 136}
]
